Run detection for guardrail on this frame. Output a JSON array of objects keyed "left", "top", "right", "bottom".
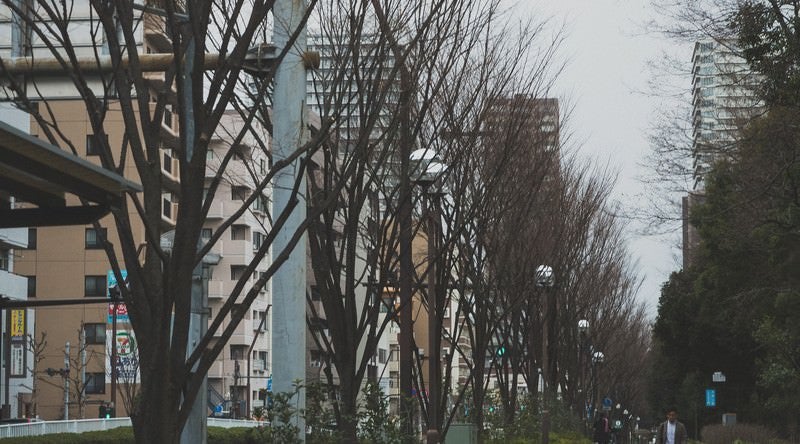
[{"left": 0, "top": 417, "right": 265, "bottom": 439}]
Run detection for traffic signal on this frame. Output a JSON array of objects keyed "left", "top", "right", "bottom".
[{"left": 98, "top": 404, "right": 115, "bottom": 418}]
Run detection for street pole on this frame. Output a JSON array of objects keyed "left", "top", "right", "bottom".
[
  {"left": 398, "top": 67, "right": 415, "bottom": 439},
  {"left": 541, "top": 291, "right": 550, "bottom": 444},
  {"left": 180, "top": 247, "right": 219, "bottom": 444},
  {"left": 535, "top": 265, "right": 554, "bottom": 444},
  {"left": 425, "top": 192, "right": 441, "bottom": 444},
  {"left": 271, "top": 0, "right": 308, "bottom": 440},
  {"left": 111, "top": 293, "right": 118, "bottom": 412}
]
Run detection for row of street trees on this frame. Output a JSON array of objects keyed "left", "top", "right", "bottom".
[
  {"left": 0, "top": 0, "right": 651, "bottom": 442},
  {"left": 649, "top": 1, "right": 800, "bottom": 440}
]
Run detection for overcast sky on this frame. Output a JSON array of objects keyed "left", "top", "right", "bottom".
[{"left": 513, "top": 0, "right": 691, "bottom": 317}]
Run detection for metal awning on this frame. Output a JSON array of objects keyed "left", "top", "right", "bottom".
[{"left": 0, "top": 119, "right": 142, "bottom": 228}]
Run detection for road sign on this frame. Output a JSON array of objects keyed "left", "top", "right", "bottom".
[
  {"left": 602, "top": 397, "right": 612, "bottom": 408},
  {"left": 712, "top": 371, "right": 726, "bottom": 383},
  {"left": 266, "top": 376, "right": 272, "bottom": 392},
  {"left": 705, "top": 389, "right": 716, "bottom": 407},
  {"left": 214, "top": 404, "right": 223, "bottom": 414}
]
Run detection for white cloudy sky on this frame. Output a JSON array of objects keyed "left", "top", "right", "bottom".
[{"left": 511, "top": 0, "right": 691, "bottom": 317}]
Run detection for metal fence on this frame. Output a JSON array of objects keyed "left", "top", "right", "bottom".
[{"left": 0, "top": 417, "right": 265, "bottom": 439}]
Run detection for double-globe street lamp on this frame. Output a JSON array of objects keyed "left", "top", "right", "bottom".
[
  {"left": 411, "top": 149, "right": 448, "bottom": 444},
  {"left": 591, "top": 350, "right": 605, "bottom": 420},
  {"left": 577, "top": 319, "right": 590, "bottom": 423},
  {"left": 536, "top": 264, "right": 555, "bottom": 444}
]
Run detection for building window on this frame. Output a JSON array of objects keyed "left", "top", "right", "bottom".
[
  {"left": 86, "top": 134, "right": 108, "bottom": 156},
  {"left": 390, "top": 344, "right": 399, "bottom": 362},
  {"left": 378, "top": 348, "right": 388, "bottom": 364},
  {"left": 84, "top": 373, "right": 106, "bottom": 394},
  {"left": 85, "top": 275, "right": 106, "bottom": 297},
  {"left": 253, "top": 231, "right": 265, "bottom": 250},
  {"left": 231, "top": 186, "right": 249, "bottom": 201},
  {"left": 27, "top": 276, "right": 36, "bottom": 298},
  {"left": 162, "top": 150, "right": 173, "bottom": 174},
  {"left": 164, "top": 106, "right": 173, "bottom": 128},
  {"left": 260, "top": 159, "right": 266, "bottom": 175},
  {"left": 27, "top": 228, "right": 37, "bottom": 249},
  {"left": 162, "top": 195, "right": 172, "bottom": 219},
  {"left": 231, "top": 225, "right": 247, "bottom": 240},
  {"left": 230, "top": 265, "right": 246, "bottom": 281},
  {"left": 201, "top": 228, "right": 212, "bottom": 242},
  {"left": 84, "top": 323, "right": 106, "bottom": 345},
  {"left": 253, "top": 193, "right": 268, "bottom": 213},
  {"left": 0, "top": 249, "right": 9, "bottom": 271},
  {"left": 230, "top": 344, "right": 247, "bottom": 361},
  {"left": 85, "top": 228, "right": 107, "bottom": 249}
]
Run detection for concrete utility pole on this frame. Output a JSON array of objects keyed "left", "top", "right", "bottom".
[{"left": 271, "top": 0, "right": 309, "bottom": 440}]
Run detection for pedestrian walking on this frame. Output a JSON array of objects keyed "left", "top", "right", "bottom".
[
  {"left": 593, "top": 411, "right": 611, "bottom": 444},
  {"left": 655, "top": 407, "right": 688, "bottom": 444}
]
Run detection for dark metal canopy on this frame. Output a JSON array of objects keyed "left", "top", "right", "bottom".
[{"left": 0, "top": 119, "right": 141, "bottom": 228}]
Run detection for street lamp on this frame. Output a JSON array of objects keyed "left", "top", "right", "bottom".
[
  {"left": 411, "top": 149, "right": 447, "bottom": 444},
  {"left": 536, "top": 264, "right": 555, "bottom": 444},
  {"left": 591, "top": 350, "right": 604, "bottom": 420},
  {"left": 577, "top": 319, "right": 589, "bottom": 422}
]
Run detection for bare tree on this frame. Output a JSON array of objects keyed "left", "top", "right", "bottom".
[
  {"left": 303, "top": 0, "right": 567, "bottom": 441},
  {"left": 0, "top": 1, "right": 348, "bottom": 441},
  {"left": 27, "top": 331, "right": 47, "bottom": 418}
]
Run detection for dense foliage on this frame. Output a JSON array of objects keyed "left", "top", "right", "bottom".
[{"left": 651, "top": 2, "right": 800, "bottom": 439}]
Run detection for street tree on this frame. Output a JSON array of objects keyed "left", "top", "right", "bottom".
[{"left": 0, "top": 1, "right": 346, "bottom": 442}]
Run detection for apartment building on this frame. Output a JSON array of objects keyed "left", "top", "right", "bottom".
[
  {"left": 203, "top": 110, "right": 272, "bottom": 417},
  {"left": 684, "top": 40, "right": 761, "bottom": 267},
  {"left": 690, "top": 40, "right": 761, "bottom": 191},
  {"left": 0, "top": 3, "right": 273, "bottom": 420},
  {"left": 0, "top": 219, "right": 35, "bottom": 419}
]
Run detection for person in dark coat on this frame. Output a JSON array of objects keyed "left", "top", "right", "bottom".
[{"left": 655, "top": 407, "right": 688, "bottom": 444}]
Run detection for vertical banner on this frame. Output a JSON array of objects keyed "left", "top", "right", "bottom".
[
  {"left": 9, "top": 309, "right": 26, "bottom": 377},
  {"left": 106, "top": 329, "right": 140, "bottom": 383},
  {"left": 10, "top": 309, "right": 25, "bottom": 338}
]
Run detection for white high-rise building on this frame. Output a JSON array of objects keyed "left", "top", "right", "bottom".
[
  {"left": 684, "top": 40, "right": 762, "bottom": 267},
  {"left": 690, "top": 40, "right": 762, "bottom": 190}
]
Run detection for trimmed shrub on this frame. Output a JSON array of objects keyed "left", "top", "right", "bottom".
[{"left": 701, "top": 423, "right": 789, "bottom": 444}]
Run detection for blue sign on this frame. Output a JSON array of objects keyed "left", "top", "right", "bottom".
[
  {"left": 214, "top": 404, "right": 223, "bottom": 413},
  {"left": 267, "top": 376, "right": 272, "bottom": 392},
  {"left": 705, "top": 389, "right": 716, "bottom": 407},
  {"left": 602, "top": 397, "right": 612, "bottom": 408}
]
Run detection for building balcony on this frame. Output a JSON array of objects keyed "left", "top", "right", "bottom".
[
  {"left": 0, "top": 228, "right": 27, "bottom": 249},
  {"left": 0, "top": 270, "right": 27, "bottom": 300},
  {"left": 143, "top": 13, "right": 172, "bottom": 53}
]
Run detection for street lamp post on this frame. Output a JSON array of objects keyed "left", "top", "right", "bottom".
[
  {"left": 536, "top": 264, "right": 555, "bottom": 444},
  {"left": 591, "top": 350, "right": 604, "bottom": 420},
  {"left": 577, "top": 319, "right": 589, "bottom": 422},
  {"left": 411, "top": 149, "right": 447, "bottom": 444}
]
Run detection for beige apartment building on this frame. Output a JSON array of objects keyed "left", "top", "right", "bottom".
[
  {"left": 2, "top": 2, "right": 274, "bottom": 419},
  {"left": 14, "top": 99, "right": 177, "bottom": 420}
]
